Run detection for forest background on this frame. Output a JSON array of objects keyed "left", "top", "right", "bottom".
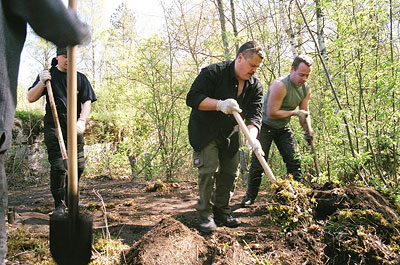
[{"left": 11, "top": 0, "right": 400, "bottom": 196}]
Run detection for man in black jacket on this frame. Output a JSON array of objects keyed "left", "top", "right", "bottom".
[
  {"left": 186, "top": 41, "right": 265, "bottom": 233},
  {"left": 0, "top": 0, "right": 90, "bottom": 263}
]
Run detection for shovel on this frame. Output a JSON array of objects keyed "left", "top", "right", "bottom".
[
  {"left": 45, "top": 79, "right": 67, "bottom": 167},
  {"left": 305, "top": 121, "right": 320, "bottom": 179},
  {"left": 47, "top": 77, "right": 92, "bottom": 264},
  {"left": 49, "top": 1, "right": 92, "bottom": 263},
  {"left": 233, "top": 111, "right": 275, "bottom": 182}
]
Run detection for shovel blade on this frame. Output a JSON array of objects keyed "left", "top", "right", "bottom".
[{"left": 50, "top": 213, "right": 92, "bottom": 265}]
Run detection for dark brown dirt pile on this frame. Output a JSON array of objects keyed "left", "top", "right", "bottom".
[
  {"left": 122, "top": 216, "right": 208, "bottom": 264},
  {"left": 121, "top": 216, "right": 255, "bottom": 265},
  {"left": 312, "top": 182, "right": 400, "bottom": 264}
]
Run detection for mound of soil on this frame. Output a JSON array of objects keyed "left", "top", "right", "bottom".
[
  {"left": 122, "top": 216, "right": 254, "bottom": 265},
  {"left": 122, "top": 216, "right": 208, "bottom": 264},
  {"left": 311, "top": 182, "right": 400, "bottom": 264}
]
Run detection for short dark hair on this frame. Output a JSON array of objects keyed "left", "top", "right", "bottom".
[
  {"left": 236, "top": 41, "right": 265, "bottom": 59},
  {"left": 56, "top": 47, "right": 67, "bottom": 56},
  {"left": 292, "top": 54, "right": 313, "bottom": 70}
]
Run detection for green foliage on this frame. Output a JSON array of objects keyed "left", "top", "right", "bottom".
[
  {"left": 6, "top": 110, "right": 48, "bottom": 189},
  {"left": 130, "top": 36, "right": 194, "bottom": 180},
  {"left": 16, "top": 0, "right": 400, "bottom": 186},
  {"left": 85, "top": 34, "right": 195, "bottom": 181},
  {"left": 91, "top": 232, "right": 130, "bottom": 265},
  {"left": 84, "top": 111, "right": 153, "bottom": 179},
  {"left": 14, "top": 110, "right": 44, "bottom": 140},
  {"left": 267, "top": 204, "right": 296, "bottom": 231},
  {"left": 374, "top": 186, "right": 400, "bottom": 213},
  {"left": 311, "top": 0, "right": 400, "bottom": 185},
  {"left": 15, "top": 109, "right": 44, "bottom": 123},
  {"left": 265, "top": 180, "right": 315, "bottom": 232}
]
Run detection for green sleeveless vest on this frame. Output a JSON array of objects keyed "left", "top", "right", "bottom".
[{"left": 262, "top": 75, "right": 309, "bottom": 129}]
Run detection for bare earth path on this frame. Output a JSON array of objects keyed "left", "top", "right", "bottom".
[{"left": 8, "top": 179, "right": 255, "bottom": 246}]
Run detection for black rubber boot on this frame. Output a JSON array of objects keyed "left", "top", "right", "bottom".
[
  {"left": 213, "top": 207, "right": 241, "bottom": 228},
  {"left": 198, "top": 216, "right": 217, "bottom": 234}
]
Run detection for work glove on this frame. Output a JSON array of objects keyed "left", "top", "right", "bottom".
[
  {"left": 216, "top": 98, "right": 242, "bottom": 114},
  {"left": 246, "top": 139, "right": 265, "bottom": 156},
  {"left": 294, "top": 109, "right": 309, "bottom": 123},
  {"left": 76, "top": 118, "right": 86, "bottom": 135},
  {"left": 39, "top": 69, "right": 51, "bottom": 86}
]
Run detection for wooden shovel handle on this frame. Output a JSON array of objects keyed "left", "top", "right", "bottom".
[
  {"left": 46, "top": 80, "right": 68, "bottom": 160},
  {"left": 233, "top": 111, "right": 275, "bottom": 182},
  {"left": 305, "top": 121, "right": 320, "bottom": 177},
  {"left": 67, "top": 0, "right": 79, "bottom": 228}
]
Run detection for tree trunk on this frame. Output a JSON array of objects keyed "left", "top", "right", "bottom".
[
  {"left": 389, "top": 0, "right": 398, "bottom": 183},
  {"left": 279, "top": 0, "right": 298, "bottom": 57},
  {"left": 229, "top": 0, "right": 239, "bottom": 52},
  {"left": 128, "top": 154, "right": 136, "bottom": 181},
  {"left": 216, "top": 0, "right": 230, "bottom": 59},
  {"left": 315, "top": 0, "right": 327, "bottom": 62},
  {"left": 295, "top": 0, "right": 356, "bottom": 159}
]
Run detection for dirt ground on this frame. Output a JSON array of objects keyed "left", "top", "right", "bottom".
[{"left": 6, "top": 178, "right": 400, "bottom": 264}]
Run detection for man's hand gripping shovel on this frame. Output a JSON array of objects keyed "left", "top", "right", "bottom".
[{"left": 232, "top": 111, "right": 275, "bottom": 182}]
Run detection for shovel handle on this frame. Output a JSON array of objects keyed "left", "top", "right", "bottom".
[
  {"left": 305, "top": 120, "right": 320, "bottom": 177},
  {"left": 310, "top": 139, "right": 320, "bottom": 177},
  {"left": 46, "top": 80, "right": 68, "bottom": 160},
  {"left": 66, "top": 0, "right": 80, "bottom": 233},
  {"left": 233, "top": 111, "right": 275, "bottom": 182}
]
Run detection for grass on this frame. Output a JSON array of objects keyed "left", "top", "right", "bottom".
[
  {"left": 6, "top": 225, "right": 54, "bottom": 264},
  {"left": 6, "top": 225, "right": 130, "bottom": 264}
]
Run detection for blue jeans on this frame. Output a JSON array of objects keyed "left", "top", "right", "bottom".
[{"left": 246, "top": 123, "right": 302, "bottom": 199}]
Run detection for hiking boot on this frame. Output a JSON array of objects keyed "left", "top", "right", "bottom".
[
  {"left": 51, "top": 205, "right": 65, "bottom": 216},
  {"left": 241, "top": 195, "right": 255, "bottom": 207},
  {"left": 213, "top": 212, "right": 241, "bottom": 228},
  {"left": 198, "top": 216, "right": 217, "bottom": 234}
]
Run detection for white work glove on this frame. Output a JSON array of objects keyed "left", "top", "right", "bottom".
[
  {"left": 294, "top": 109, "right": 309, "bottom": 123},
  {"left": 246, "top": 139, "right": 265, "bottom": 156},
  {"left": 216, "top": 98, "right": 242, "bottom": 114},
  {"left": 39, "top": 69, "right": 51, "bottom": 86},
  {"left": 76, "top": 118, "right": 86, "bottom": 135}
]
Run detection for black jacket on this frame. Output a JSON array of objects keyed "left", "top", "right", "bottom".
[{"left": 186, "top": 60, "right": 264, "bottom": 153}]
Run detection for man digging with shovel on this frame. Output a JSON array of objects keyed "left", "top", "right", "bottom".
[
  {"left": 28, "top": 47, "right": 97, "bottom": 216},
  {"left": 186, "top": 41, "right": 265, "bottom": 234},
  {"left": 242, "top": 54, "right": 315, "bottom": 207}
]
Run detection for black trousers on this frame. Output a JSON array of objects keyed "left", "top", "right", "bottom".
[
  {"left": 44, "top": 123, "right": 85, "bottom": 207},
  {"left": 246, "top": 123, "right": 302, "bottom": 199}
]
